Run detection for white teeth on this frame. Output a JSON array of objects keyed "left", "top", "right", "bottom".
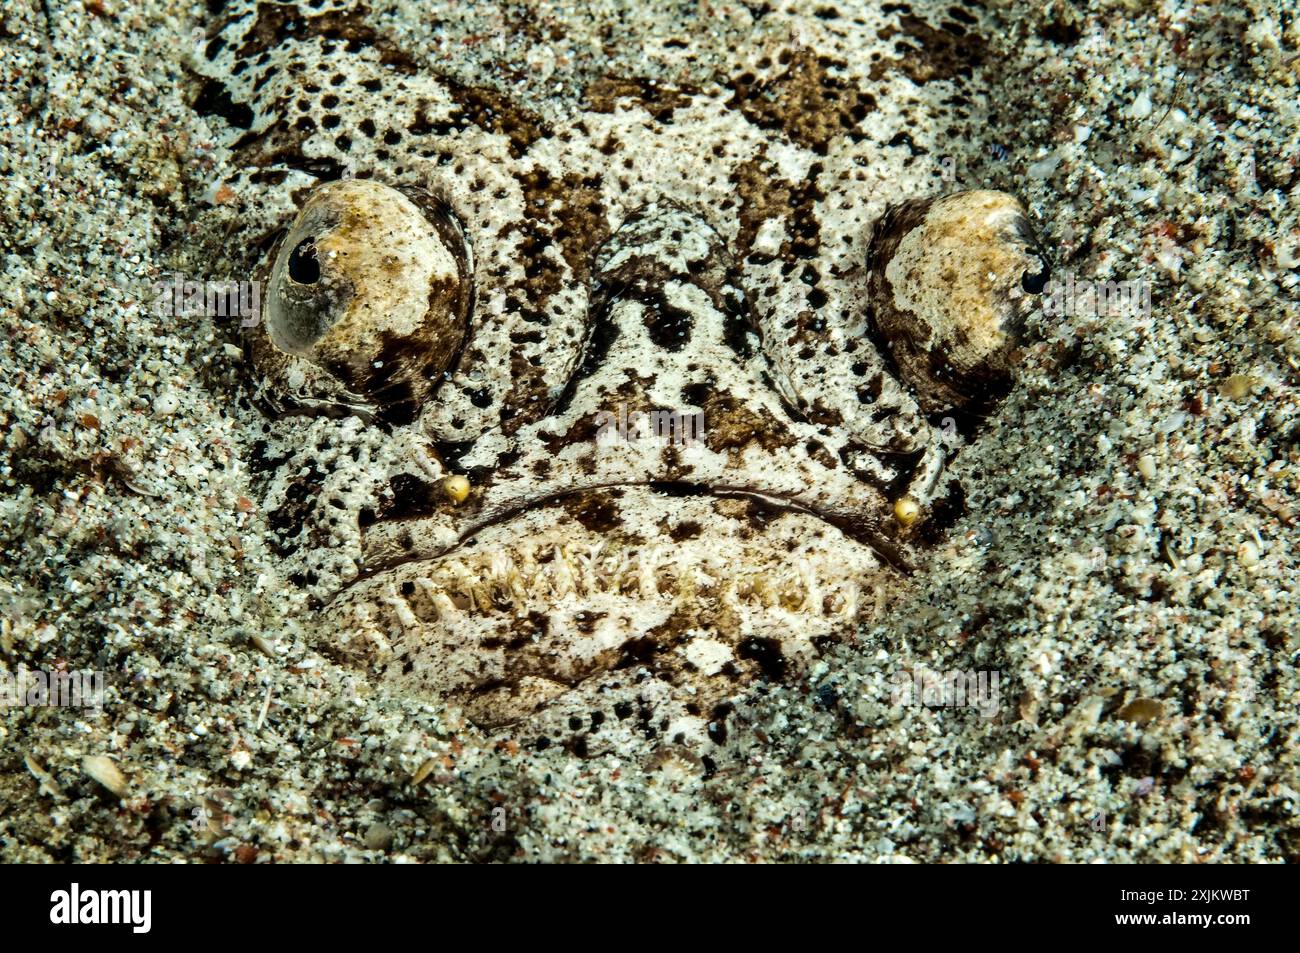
[
  {"left": 550, "top": 551, "right": 576, "bottom": 598},
  {"left": 363, "top": 539, "right": 872, "bottom": 630},
  {"left": 565, "top": 543, "right": 599, "bottom": 595},
  {"left": 487, "top": 550, "right": 515, "bottom": 586},
  {"left": 442, "top": 560, "right": 474, "bottom": 603},
  {"left": 345, "top": 604, "right": 393, "bottom": 658},
  {"left": 796, "top": 559, "right": 820, "bottom": 612},
  {"left": 381, "top": 585, "right": 420, "bottom": 631},
  {"left": 413, "top": 577, "right": 441, "bottom": 619},
  {"left": 432, "top": 591, "right": 462, "bottom": 620}
]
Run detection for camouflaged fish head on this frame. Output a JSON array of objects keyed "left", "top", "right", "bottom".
[{"left": 196, "top": 0, "right": 1048, "bottom": 753}]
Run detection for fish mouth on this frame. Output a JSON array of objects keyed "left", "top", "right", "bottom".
[
  {"left": 323, "top": 483, "right": 895, "bottom": 734},
  {"left": 343, "top": 476, "right": 911, "bottom": 598}
]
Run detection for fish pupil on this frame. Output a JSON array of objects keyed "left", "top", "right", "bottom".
[
  {"left": 1021, "top": 264, "right": 1049, "bottom": 295},
  {"left": 289, "top": 237, "right": 321, "bottom": 284}
]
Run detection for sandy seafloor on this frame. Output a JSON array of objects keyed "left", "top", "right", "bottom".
[{"left": 1, "top": 0, "right": 1297, "bottom": 862}]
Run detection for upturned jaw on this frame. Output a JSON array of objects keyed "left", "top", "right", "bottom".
[
  {"left": 348, "top": 420, "right": 921, "bottom": 586},
  {"left": 325, "top": 485, "right": 887, "bottom": 736}
]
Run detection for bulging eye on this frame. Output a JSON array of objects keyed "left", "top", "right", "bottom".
[
  {"left": 257, "top": 179, "right": 472, "bottom": 421},
  {"left": 865, "top": 189, "right": 1048, "bottom": 414}
]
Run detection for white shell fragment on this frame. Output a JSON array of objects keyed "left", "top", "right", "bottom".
[{"left": 82, "top": 754, "right": 129, "bottom": 798}]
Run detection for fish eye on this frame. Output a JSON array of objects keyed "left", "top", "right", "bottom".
[
  {"left": 865, "top": 189, "right": 1046, "bottom": 414},
  {"left": 255, "top": 179, "right": 473, "bottom": 419}
]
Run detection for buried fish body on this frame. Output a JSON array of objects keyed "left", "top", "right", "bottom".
[{"left": 197, "top": 1, "right": 1050, "bottom": 752}]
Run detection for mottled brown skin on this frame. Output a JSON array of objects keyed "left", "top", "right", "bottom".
[{"left": 206, "top": 1, "right": 1049, "bottom": 753}]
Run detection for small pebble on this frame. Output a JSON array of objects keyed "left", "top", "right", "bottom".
[
  {"left": 1117, "top": 698, "right": 1164, "bottom": 725},
  {"left": 249, "top": 632, "right": 277, "bottom": 658},
  {"left": 153, "top": 392, "right": 179, "bottom": 416},
  {"left": 1219, "top": 374, "right": 1253, "bottom": 400},
  {"left": 82, "top": 755, "right": 129, "bottom": 797},
  {"left": 364, "top": 822, "right": 394, "bottom": 851}
]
